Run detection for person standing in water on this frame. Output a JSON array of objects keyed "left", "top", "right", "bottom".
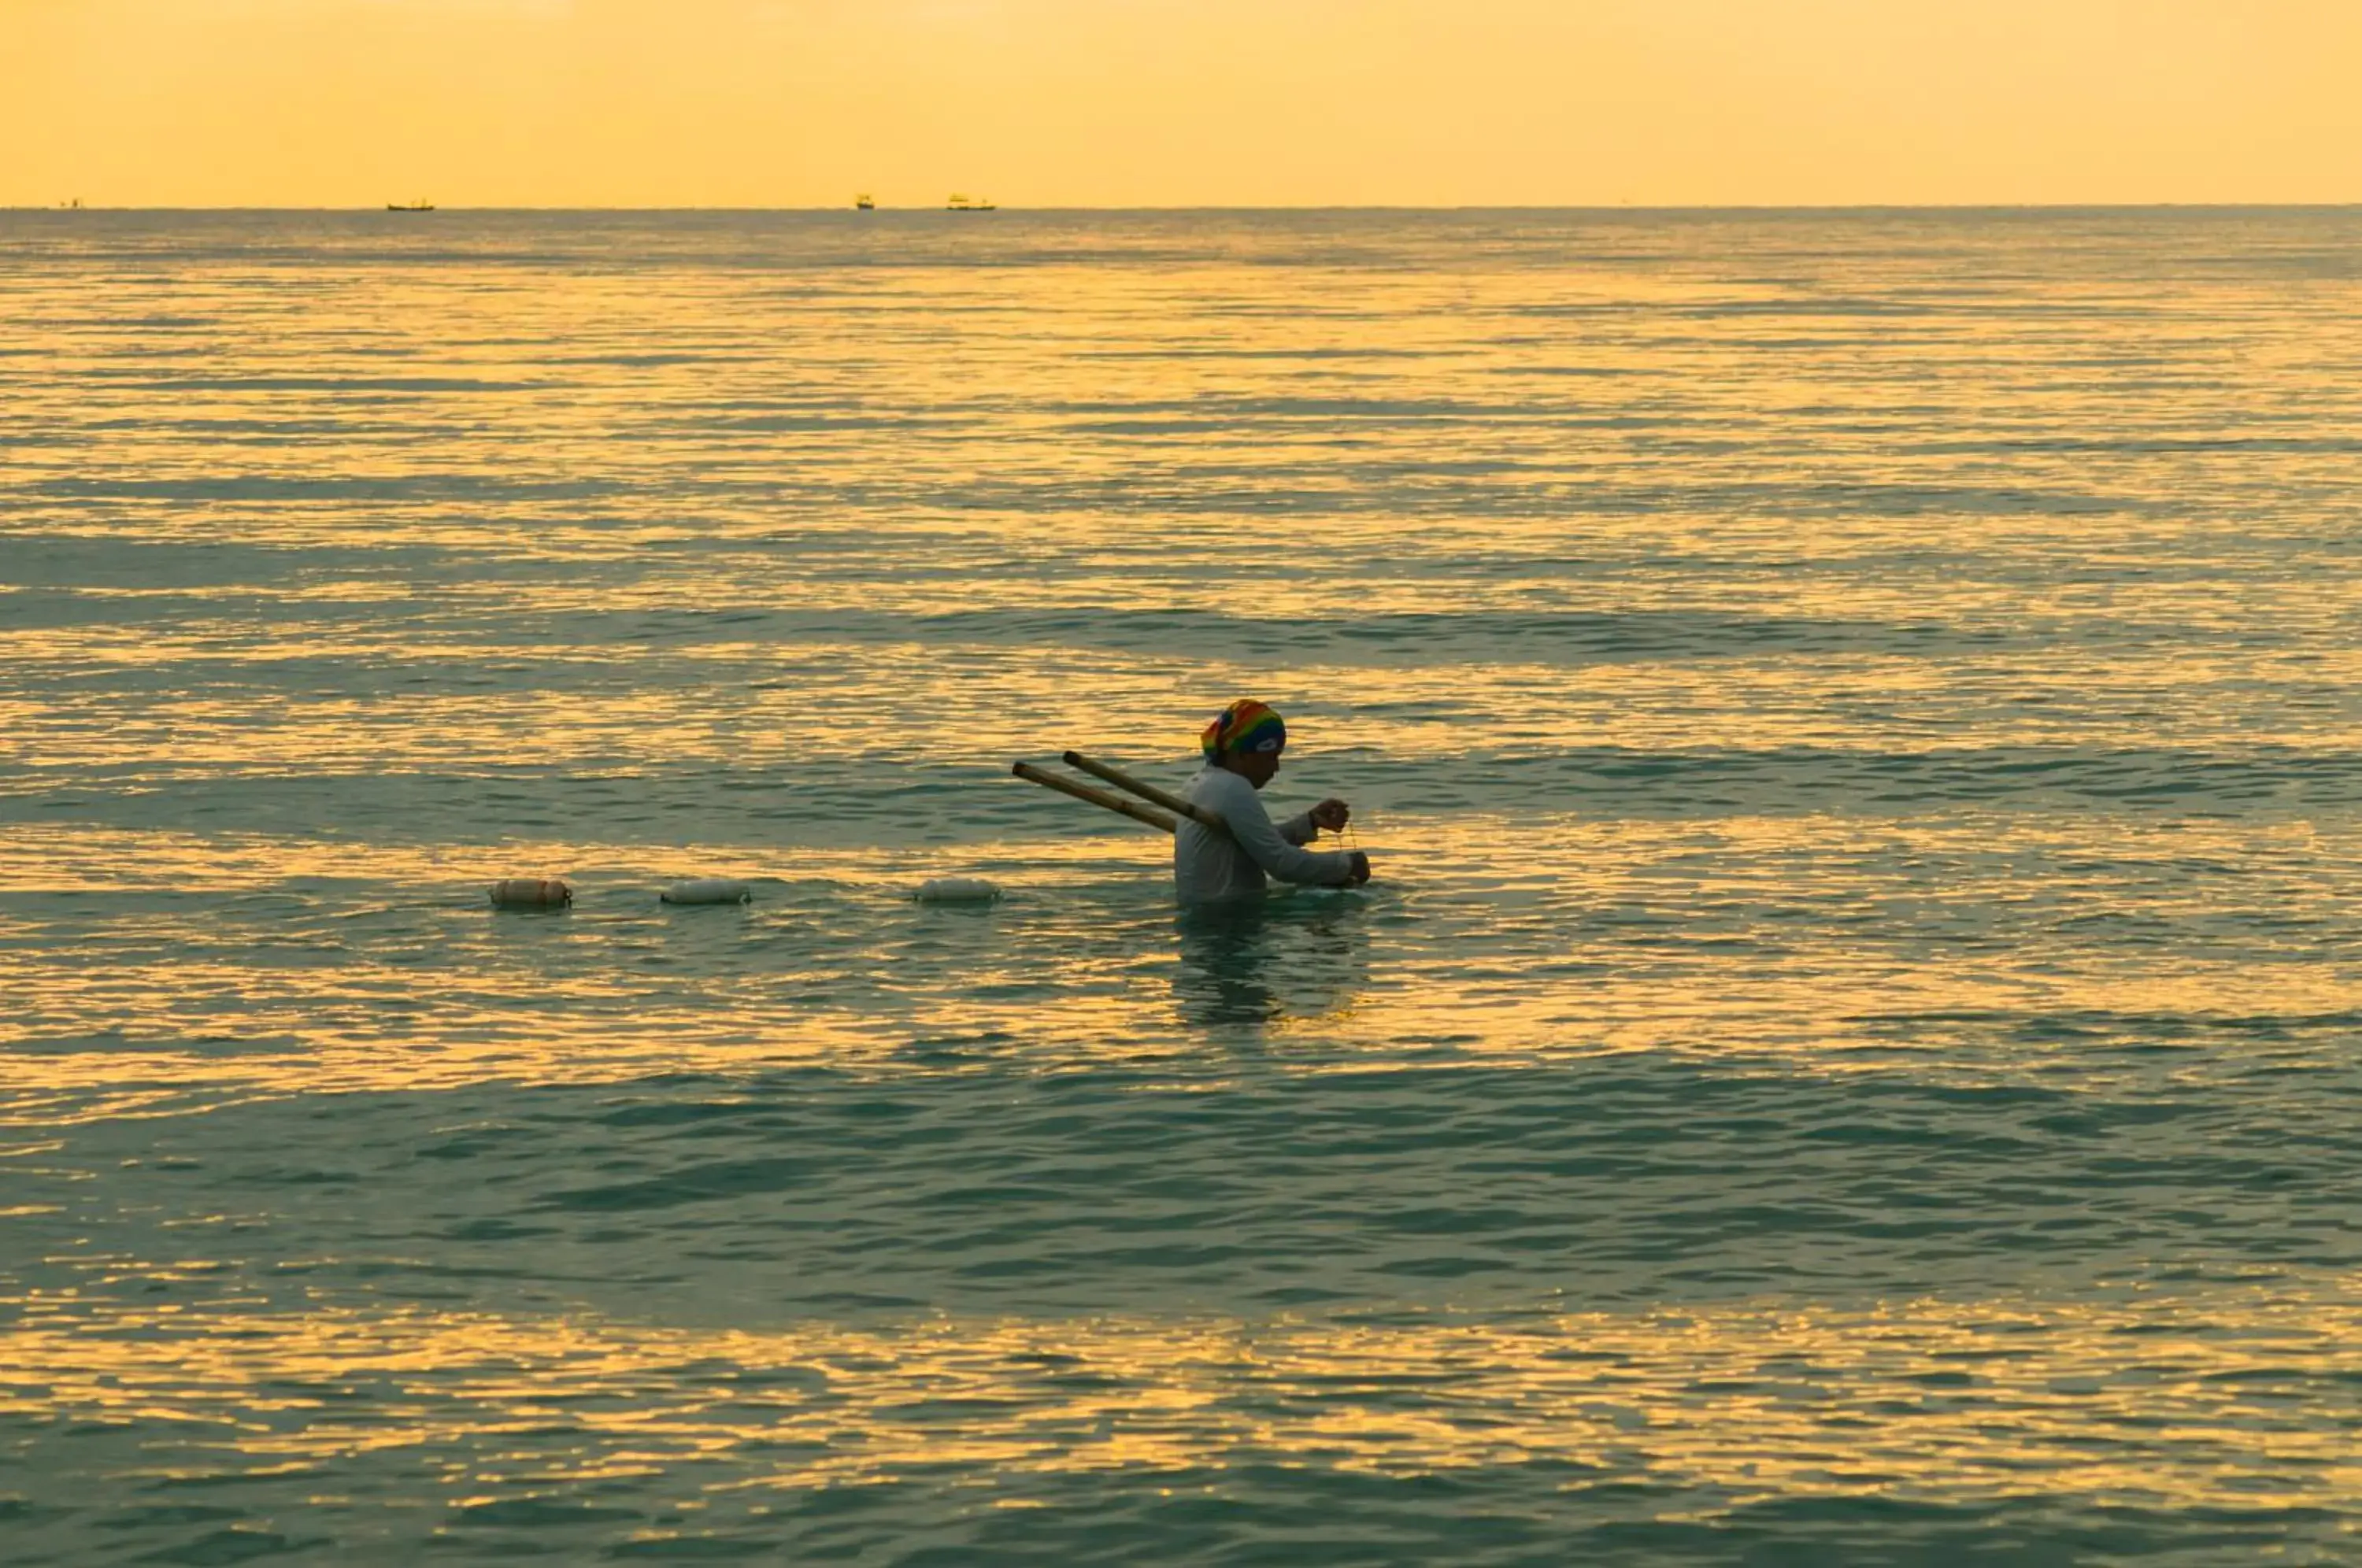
[{"left": 1175, "top": 699, "right": 1372, "bottom": 904}]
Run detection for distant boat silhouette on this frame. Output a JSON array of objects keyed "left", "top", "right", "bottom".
[
  {"left": 386, "top": 200, "right": 435, "bottom": 212},
  {"left": 854, "top": 194, "right": 875, "bottom": 211},
  {"left": 946, "top": 194, "right": 996, "bottom": 212}
]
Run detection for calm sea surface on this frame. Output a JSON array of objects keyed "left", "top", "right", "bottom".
[{"left": 6, "top": 209, "right": 2362, "bottom": 1564}]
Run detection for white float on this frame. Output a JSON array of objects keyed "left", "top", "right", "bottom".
[
  {"left": 914, "top": 877, "right": 1001, "bottom": 904},
  {"left": 489, "top": 878, "right": 572, "bottom": 908},
  {"left": 661, "top": 878, "right": 753, "bottom": 905}
]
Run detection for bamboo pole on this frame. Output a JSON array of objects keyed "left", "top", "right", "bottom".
[
  {"left": 1062, "top": 751, "right": 1227, "bottom": 833},
  {"left": 1012, "top": 761, "right": 1177, "bottom": 834}
]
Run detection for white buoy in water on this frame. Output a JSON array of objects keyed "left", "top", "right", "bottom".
[
  {"left": 661, "top": 878, "right": 753, "bottom": 905},
  {"left": 914, "top": 877, "right": 1001, "bottom": 904},
  {"left": 489, "top": 878, "right": 572, "bottom": 908}
]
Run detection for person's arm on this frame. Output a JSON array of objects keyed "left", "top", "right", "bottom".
[
  {"left": 1279, "top": 810, "right": 1317, "bottom": 847},
  {"left": 1208, "top": 776, "right": 1357, "bottom": 886}
]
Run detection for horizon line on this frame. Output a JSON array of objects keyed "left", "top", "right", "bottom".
[{"left": 8, "top": 201, "right": 2362, "bottom": 216}]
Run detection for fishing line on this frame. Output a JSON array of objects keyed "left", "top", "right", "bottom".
[{"left": 1313, "top": 808, "right": 1362, "bottom": 852}]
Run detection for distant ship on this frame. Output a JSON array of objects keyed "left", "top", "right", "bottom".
[
  {"left": 946, "top": 194, "right": 997, "bottom": 212},
  {"left": 386, "top": 200, "right": 435, "bottom": 212},
  {"left": 854, "top": 194, "right": 875, "bottom": 211}
]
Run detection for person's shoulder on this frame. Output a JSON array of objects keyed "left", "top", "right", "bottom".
[
  {"left": 1190, "top": 770, "right": 1266, "bottom": 822},
  {"left": 1192, "top": 766, "right": 1255, "bottom": 808}
]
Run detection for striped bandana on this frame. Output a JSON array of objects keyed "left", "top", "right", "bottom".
[{"left": 1201, "top": 699, "right": 1287, "bottom": 757}]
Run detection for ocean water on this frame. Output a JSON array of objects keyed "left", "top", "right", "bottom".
[{"left": 5, "top": 208, "right": 2362, "bottom": 1564}]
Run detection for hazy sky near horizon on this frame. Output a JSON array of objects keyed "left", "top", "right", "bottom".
[{"left": 6, "top": 0, "right": 2359, "bottom": 208}]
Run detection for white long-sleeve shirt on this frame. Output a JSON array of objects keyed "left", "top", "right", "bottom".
[{"left": 1172, "top": 764, "right": 1357, "bottom": 904}]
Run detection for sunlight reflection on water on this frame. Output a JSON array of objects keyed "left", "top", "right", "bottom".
[{"left": 6, "top": 209, "right": 2362, "bottom": 1562}]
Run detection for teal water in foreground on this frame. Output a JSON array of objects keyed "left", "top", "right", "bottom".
[{"left": 5, "top": 209, "right": 2362, "bottom": 1563}]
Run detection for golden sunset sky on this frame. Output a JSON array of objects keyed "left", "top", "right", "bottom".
[{"left": 6, "top": 0, "right": 2358, "bottom": 208}]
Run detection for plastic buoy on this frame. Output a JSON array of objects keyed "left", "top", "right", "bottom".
[
  {"left": 914, "top": 877, "right": 1001, "bottom": 904},
  {"left": 661, "top": 878, "right": 753, "bottom": 905},
  {"left": 489, "top": 878, "right": 571, "bottom": 908}
]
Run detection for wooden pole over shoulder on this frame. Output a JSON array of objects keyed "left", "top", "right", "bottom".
[
  {"left": 1062, "top": 752, "right": 1227, "bottom": 832},
  {"left": 1012, "top": 761, "right": 1178, "bottom": 834}
]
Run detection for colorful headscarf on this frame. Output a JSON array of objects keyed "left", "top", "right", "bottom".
[{"left": 1201, "top": 699, "right": 1287, "bottom": 757}]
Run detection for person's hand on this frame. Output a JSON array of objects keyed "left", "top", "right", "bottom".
[
  {"left": 1347, "top": 851, "right": 1371, "bottom": 886},
  {"left": 1309, "top": 798, "right": 1351, "bottom": 832}
]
